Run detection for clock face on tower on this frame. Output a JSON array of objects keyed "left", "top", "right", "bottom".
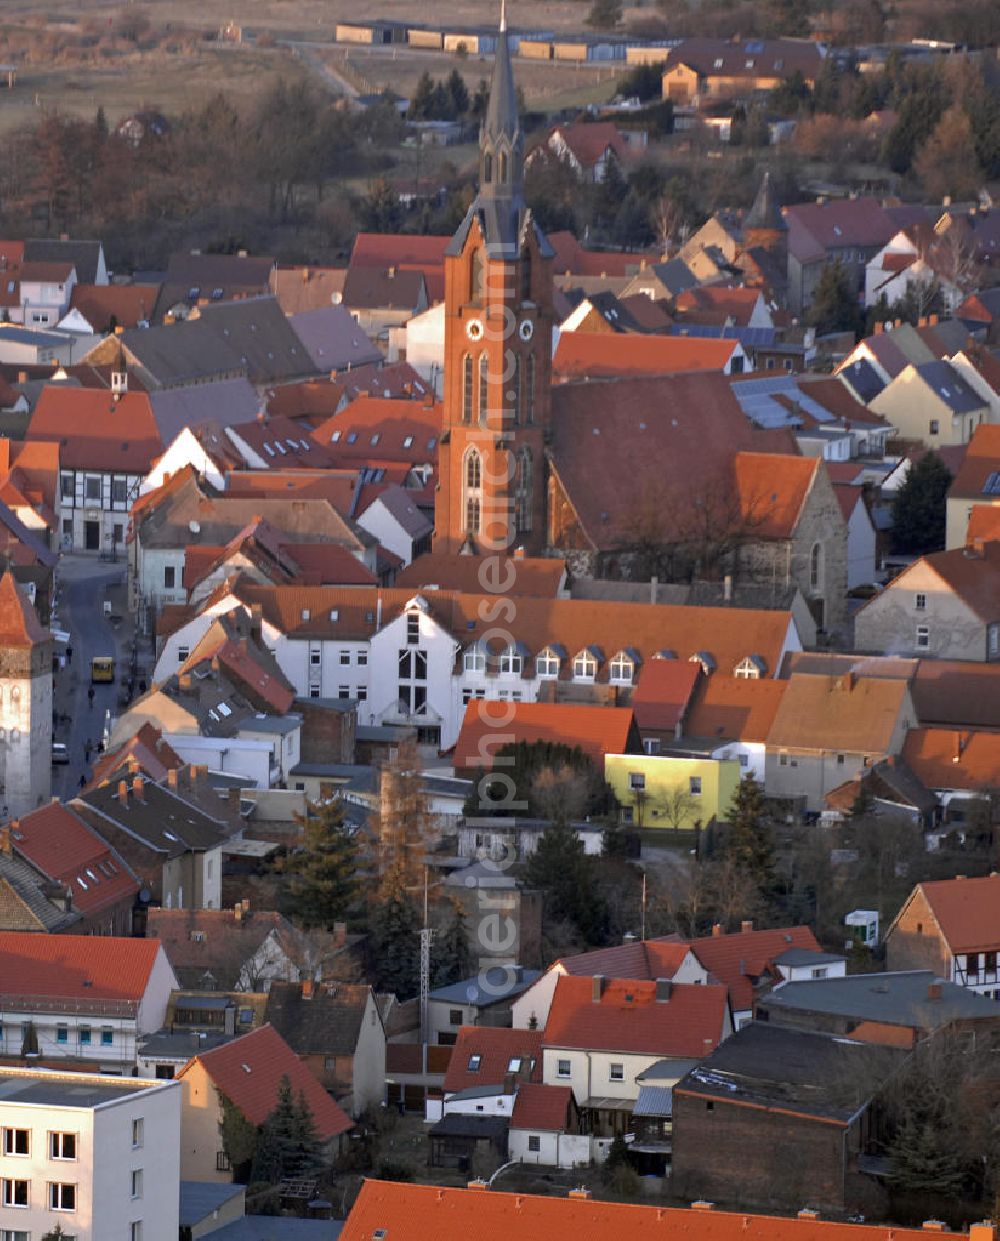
[
  {"left": 466, "top": 318, "right": 484, "bottom": 341},
  {"left": 518, "top": 319, "right": 534, "bottom": 342}
]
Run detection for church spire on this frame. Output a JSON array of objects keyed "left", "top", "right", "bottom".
[{"left": 473, "top": 0, "right": 524, "bottom": 253}]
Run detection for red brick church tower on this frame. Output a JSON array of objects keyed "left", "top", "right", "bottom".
[{"left": 434, "top": 1, "right": 554, "bottom": 555}]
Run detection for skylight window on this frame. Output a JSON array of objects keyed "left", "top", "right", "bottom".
[
  {"left": 403, "top": 436, "right": 414, "bottom": 449},
  {"left": 217, "top": 702, "right": 232, "bottom": 717},
  {"left": 347, "top": 432, "right": 358, "bottom": 444},
  {"left": 263, "top": 443, "right": 275, "bottom": 457},
  {"left": 331, "top": 431, "right": 342, "bottom": 443}
]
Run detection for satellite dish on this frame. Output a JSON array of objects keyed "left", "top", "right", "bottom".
[{"left": 188, "top": 520, "right": 201, "bottom": 536}]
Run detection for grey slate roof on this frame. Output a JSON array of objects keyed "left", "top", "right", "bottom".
[
  {"left": 23, "top": 238, "right": 103, "bottom": 284},
  {"left": 119, "top": 296, "right": 318, "bottom": 388},
  {"left": 774, "top": 948, "right": 847, "bottom": 968},
  {"left": 633, "top": 1083, "right": 675, "bottom": 1118},
  {"left": 760, "top": 969, "right": 999, "bottom": 1028},
  {"left": 368, "top": 483, "right": 433, "bottom": 539},
  {"left": 207, "top": 1219, "right": 342, "bottom": 1241},
  {"left": 914, "top": 359, "right": 985, "bottom": 414},
  {"left": 179, "top": 1181, "right": 246, "bottom": 1228},
  {"left": 678, "top": 1024, "right": 905, "bottom": 1122},
  {"left": 265, "top": 981, "right": 373, "bottom": 1057},
  {"left": 288, "top": 306, "right": 383, "bottom": 372},
  {"left": 74, "top": 780, "right": 229, "bottom": 858},
  {"left": 428, "top": 966, "right": 542, "bottom": 1007},
  {"left": 149, "top": 378, "right": 261, "bottom": 444},
  {"left": 839, "top": 358, "right": 885, "bottom": 404},
  {"left": 0, "top": 852, "right": 80, "bottom": 933}
]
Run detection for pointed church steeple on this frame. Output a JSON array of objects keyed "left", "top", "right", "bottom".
[
  {"left": 743, "top": 170, "right": 786, "bottom": 250},
  {"left": 445, "top": 0, "right": 536, "bottom": 258}
]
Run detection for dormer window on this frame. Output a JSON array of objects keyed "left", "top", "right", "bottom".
[
  {"left": 609, "top": 652, "right": 634, "bottom": 684},
  {"left": 573, "top": 649, "right": 598, "bottom": 680},
  {"left": 734, "top": 655, "right": 765, "bottom": 680},
  {"left": 690, "top": 652, "right": 716, "bottom": 675},
  {"left": 536, "top": 648, "right": 560, "bottom": 678},
  {"left": 498, "top": 646, "right": 522, "bottom": 676},
  {"left": 464, "top": 646, "right": 486, "bottom": 674}
]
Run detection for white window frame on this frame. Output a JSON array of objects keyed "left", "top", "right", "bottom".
[
  {"left": 48, "top": 1181, "right": 76, "bottom": 1211},
  {"left": 536, "top": 649, "right": 560, "bottom": 679},
  {"left": 1, "top": 1179, "right": 28, "bottom": 1208},
  {"left": 2, "top": 1129, "right": 28, "bottom": 1158},
  {"left": 572, "top": 650, "right": 597, "bottom": 681},
  {"left": 464, "top": 648, "right": 486, "bottom": 674},
  {"left": 916, "top": 625, "right": 930, "bottom": 649},
  {"left": 609, "top": 653, "right": 633, "bottom": 684},
  {"left": 498, "top": 649, "right": 522, "bottom": 676}
]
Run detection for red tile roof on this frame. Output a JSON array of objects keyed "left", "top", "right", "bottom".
[
  {"left": 902, "top": 727, "right": 1000, "bottom": 792},
  {"left": 453, "top": 701, "right": 639, "bottom": 769},
  {"left": 674, "top": 285, "right": 763, "bottom": 327},
  {"left": 734, "top": 451, "right": 819, "bottom": 539},
  {"left": 549, "top": 372, "right": 798, "bottom": 552},
  {"left": 185, "top": 1024, "right": 353, "bottom": 1139},
  {"left": 341, "top": 1180, "right": 963, "bottom": 1241},
  {"left": 965, "top": 506, "right": 1000, "bottom": 544},
  {"left": 27, "top": 387, "right": 162, "bottom": 473},
  {"left": 0, "top": 573, "right": 47, "bottom": 646},
  {"left": 395, "top": 553, "right": 565, "bottom": 598},
  {"left": 510, "top": 1082, "right": 573, "bottom": 1131},
  {"left": 442, "top": 1027, "right": 543, "bottom": 1094},
  {"left": 12, "top": 803, "right": 137, "bottom": 918},
  {"left": 553, "top": 331, "right": 738, "bottom": 380},
  {"left": 628, "top": 659, "right": 701, "bottom": 733},
  {"left": 311, "top": 396, "right": 442, "bottom": 465},
  {"left": 689, "top": 925, "right": 820, "bottom": 1012},
  {"left": 545, "top": 975, "right": 727, "bottom": 1056},
  {"left": 684, "top": 675, "right": 787, "bottom": 744},
  {"left": 557, "top": 937, "right": 690, "bottom": 981},
  {"left": 905, "top": 874, "right": 1000, "bottom": 954},
  {"left": 548, "top": 231, "right": 652, "bottom": 278},
  {"left": 548, "top": 122, "right": 627, "bottom": 169},
  {"left": 351, "top": 233, "right": 449, "bottom": 269},
  {"left": 0, "top": 931, "right": 164, "bottom": 1003},
  {"left": 68, "top": 283, "right": 160, "bottom": 331},
  {"left": 89, "top": 723, "right": 183, "bottom": 787}
]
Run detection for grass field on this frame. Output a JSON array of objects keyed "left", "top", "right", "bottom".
[{"left": 0, "top": 43, "right": 314, "bottom": 134}]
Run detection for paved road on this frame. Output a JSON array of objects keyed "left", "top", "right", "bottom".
[
  {"left": 285, "top": 42, "right": 362, "bottom": 104},
  {"left": 51, "top": 557, "right": 136, "bottom": 799}
]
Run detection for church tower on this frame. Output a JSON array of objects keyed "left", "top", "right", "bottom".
[
  {"left": 742, "top": 170, "right": 787, "bottom": 255},
  {"left": 0, "top": 573, "right": 52, "bottom": 818},
  {"left": 434, "top": 1, "right": 554, "bottom": 556}
]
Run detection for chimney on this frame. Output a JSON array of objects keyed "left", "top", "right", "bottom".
[
  {"left": 117, "top": 779, "right": 128, "bottom": 806},
  {"left": 467, "top": 1179, "right": 488, "bottom": 1190},
  {"left": 592, "top": 974, "right": 605, "bottom": 1003},
  {"left": 132, "top": 775, "right": 143, "bottom": 800},
  {"left": 503, "top": 1071, "right": 515, "bottom": 1095},
  {"left": 302, "top": 978, "right": 315, "bottom": 1000},
  {"left": 17, "top": 370, "right": 26, "bottom": 383},
  {"left": 568, "top": 1188, "right": 592, "bottom": 1200},
  {"left": 723, "top": 574, "right": 732, "bottom": 603},
  {"left": 929, "top": 313, "right": 939, "bottom": 326},
  {"left": 741, "top": 919, "right": 753, "bottom": 933},
  {"left": 167, "top": 768, "right": 178, "bottom": 790},
  {"left": 874, "top": 321, "right": 883, "bottom": 334},
  {"left": 249, "top": 602, "right": 263, "bottom": 640},
  {"left": 64, "top": 888, "right": 73, "bottom": 913},
  {"left": 655, "top": 978, "right": 672, "bottom": 1003},
  {"left": 839, "top": 671, "right": 857, "bottom": 692},
  {"left": 711, "top": 923, "right": 723, "bottom": 937},
  {"left": 927, "top": 982, "right": 942, "bottom": 1001},
  {"left": 333, "top": 921, "right": 347, "bottom": 945},
  {"left": 692, "top": 1201, "right": 715, "bottom": 1211},
  {"left": 918, "top": 316, "right": 928, "bottom": 328},
  {"left": 224, "top": 1004, "right": 236, "bottom": 1037},
  {"left": 799, "top": 1210, "right": 821, "bottom": 1221},
  {"left": 922, "top": 1224, "right": 946, "bottom": 1233},
  {"left": 0, "top": 824, "right": 10, "bottom": 856},
  {"left": 301, "top": 267, "right": 310, "bottom": 284},
  {"left": 650, "top": 574, "right": 659, "bottom": 604},
  {"left": 234, "top": 903, "right": 244, "bottom": 925},
  {"left": 178, "top": 673, "right": 192, "bottom": 692},
  {"left": 970, "top": 1224, "right": 997, "bottom": 1241}
]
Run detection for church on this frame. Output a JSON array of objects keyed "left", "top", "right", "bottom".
[{"left": 432, "top": 7, "right": 846, "bottom": 630}]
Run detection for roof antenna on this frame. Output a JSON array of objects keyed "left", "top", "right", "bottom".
[{"left": 499, "top": 0, "right": 507, "bottom": 33}]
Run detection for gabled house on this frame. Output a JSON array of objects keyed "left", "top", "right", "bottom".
[
  {"left": 10, "top": 801, "right": 138, "bottom": 935},
  {"left": 507, "top": 1082, "right": 580, "bottom": 1167},
  {"left": 541, "top": 975, "right": 730, "bottom": 1162},
  {"left": 454, "top": 702, "right": 640, "bottom": 773},
  {"left": 854, "top": 541, "right": 1000, "bottom": 662},
  {"left": 605, "top": 751, "right": 741, "bottom": 830},
  {"left": 870, "top": 359, "right": 989, "bottom": 448},
  {"left": 72, "top": 776, "right": 231, "bottom": 910},
  {"left": 901, "top": 727, "right": 1000, "bottom": 833},
  {"left": 265, "top": 980, "right": 386, "bottom": 1115},
  {"left": 676, "top": 674, "right": 787, "bottom": 784},
  {"left": 177, "top": 1023, "right": 352, "bottom": 1181},
  {"left": 27, "top": 382, "right": 160, "bottom": 553},
  {"left": 530, "top": 122, "right": 629, "bottom": 184},
  {"left": 662, "top": 37, "right": 825, "bottom": 108},
  {"left": 763, "top": 671, "right": 915, "bottom": 810},
  {"left": 153, "top": 250, "right": 275, "bottom": 322},
  {"left": 342, "top": 265, "right": 428, "bottom": 342},
  {"left": 945, "top": 423, "right": 1000, "bottom": 549},
  {"left": 426, "top": 966, "right": 543, "bottom": 1047},
  {"left": 0, "top": 930, "right": 177, "bottom": 1070},
  {"left": 886, "top": 874, "right": 1000, "bottom": 998},
  {"left": 146, "top": 905, "right": 321, "bottom": 992}
]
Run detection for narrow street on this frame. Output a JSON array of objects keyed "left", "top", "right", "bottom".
[{"left": 51, "top": 556, "right": 141, "bottom": 800}]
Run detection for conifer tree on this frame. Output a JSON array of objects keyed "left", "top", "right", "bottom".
[
  {"left": 290, "top": 799, "right": 360, "bottom": 930},
  {"left": 721, "top": 777, "right": 776, "bottom": 903},
  {"left": 432, "top": 897, "right": 473, "bottom": 988},
  {"left": 251, "top": 1075, "right": 299, "bottom": 1185},
  {"left": 371, "top": 867, "right": 421, "bottom": 998}
]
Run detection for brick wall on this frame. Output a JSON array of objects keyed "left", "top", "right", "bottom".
[
  {"left": 672, "top": 1091, "right": 851, "bottom": 1211},
  {"left": 885, "top": 888, "right": 951, "bottom": 976},
  {"left": 297, "top": 699, "right": 356, "bottom": 764}
]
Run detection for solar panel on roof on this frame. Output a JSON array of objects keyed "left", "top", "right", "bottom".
[{"left": 983, "top": 472, "right": 1000, "bottom": 496}]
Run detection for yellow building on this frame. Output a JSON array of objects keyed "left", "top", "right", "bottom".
[{"left": 605, "top": 752, "right": 741, "bottom": 830}]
